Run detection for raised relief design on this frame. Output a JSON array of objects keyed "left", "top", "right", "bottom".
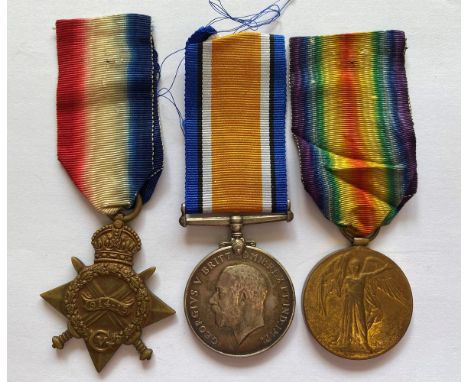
[
  {"left": 81, "top": 294, "right": 135, "bottom": 316},
  {"left": 41, "top": 216, "right": 175, "bottom": 372},
  {"left": 182, "top": 211, "right": 295, "bottom": 357},
  {"left": 303, "top": 246, "right": 412, "bottom": 359},
  {"left": 210, "top": 263, "right": 269, "bottom": 344},
  {"left": 185, "top": 245, "right": 295, "bottom": 356}
]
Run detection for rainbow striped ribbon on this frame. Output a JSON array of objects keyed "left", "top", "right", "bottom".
[
  {"left": 185, "top": 29, "right": 287, "bottom": 214},
  {"left": 290, "top": 31, "right": 417, "bottom": 236},
  {"left": 56, "top": 14, "right": 162, "bottom": 216}
]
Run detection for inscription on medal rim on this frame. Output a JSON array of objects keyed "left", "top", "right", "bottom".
[{"left": 185, "top": 245, "right": 295, "bottom": 357}]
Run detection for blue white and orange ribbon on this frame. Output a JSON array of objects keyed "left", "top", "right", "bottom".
[
  {"left": 185, "top": 29, "right": 287, "bottom": 214},
  {"left": 56, "top": 14, "right": 162, "bottom": 215},
  {"left": 290, "top": 31, "right": 417, "bottom": 236}
]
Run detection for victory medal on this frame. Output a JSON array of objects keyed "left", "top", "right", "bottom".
[
  {"left": 41, "top": 15, "right": 174, "bottom": 372},
  {"left": 290, "top": 31, "right": 417, "bottom": 359},
  {"left": 181, "top": 29, "right": 295, "bottom": 356}
]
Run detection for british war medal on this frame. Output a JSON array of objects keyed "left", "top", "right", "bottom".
[
  {"left": 181, "top": 28, "right": 295, "bottom": 356},
  {"left": 290, "top": 31, "right": 417, "bottom": 359},
  {"left": 41, "top": 15, "right": 175, "bottom": 372}
]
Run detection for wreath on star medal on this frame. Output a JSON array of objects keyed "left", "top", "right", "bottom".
[{"left": 64, "top": 262, "right": 149, "bottom": 346}]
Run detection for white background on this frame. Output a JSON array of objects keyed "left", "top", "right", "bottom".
[{"left": 8, "top": 0, "right": 460, "bottom": 381}]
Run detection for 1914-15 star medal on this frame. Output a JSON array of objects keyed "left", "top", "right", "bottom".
[{"left": 41, "top": 215, "right": 175, "bottom": 372}]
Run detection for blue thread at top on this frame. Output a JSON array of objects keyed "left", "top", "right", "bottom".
[{"left": 207, "top": 0, "right": 292, "bottom": 33}]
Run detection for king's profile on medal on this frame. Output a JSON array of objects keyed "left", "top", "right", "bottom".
[
  {"left": 210, "top": 263, "right": 268, "bottom": 344},
  {"left": 182, "top": 30, "right": 295, "bottom": 357}
]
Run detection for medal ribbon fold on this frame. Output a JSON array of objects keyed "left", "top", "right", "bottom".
[
  {"left": 290, "top": 31, "right": 417, "bottom": 236},
  {"left": 185, "top": 30, "right": 288, "bottom": 214},
  {"left": 56, "top": 14, "right": 163, "bottom": 215}
]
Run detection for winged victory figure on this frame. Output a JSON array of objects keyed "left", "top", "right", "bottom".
[{"left": 317, "top": 254, "right": 409, "bottom": 352}]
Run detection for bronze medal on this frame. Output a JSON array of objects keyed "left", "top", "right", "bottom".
[
  {"left": 183, "top": 215, "right": 295, "bottom": 356},
  {"left": 303, "top": 238, "right": 412, "bottom": 360},
  {"left": 48, "top": 14, "right": 173, "bottom": 371},
  {"left": 289, "top": 31, "right": 417, "bottom": 359},
  {"left": 41, "top": 207, "right": 175, "bottom": 371}
]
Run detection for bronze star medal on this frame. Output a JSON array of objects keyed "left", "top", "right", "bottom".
[
  {"left": 49, "top": 14, "right": 173, "bottom": 372},
  {"left": 41, "top": 210, "right": 175, "bottom": 372}
]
